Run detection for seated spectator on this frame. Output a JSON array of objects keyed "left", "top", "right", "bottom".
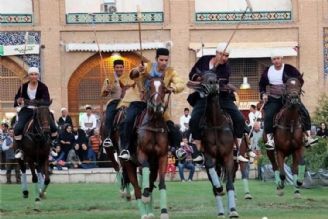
[
  {"left": 166, "top": 150, "right": 176, "bottom": 180},
  {"left": 59, "top": 124, "right": 75, "bottom": 160},
  {"left": 72, "top": 126, "right": 88, "bottom": 152},
  {"left": 1, "top": 128, "right": 20, "bottom": 184},
  {"left": 317, "top": 122, "right": 328, "bottom": 138},
  {"left": 250, "top": 122, "right": 263, "bottom": 154},
  {"left": 49, "top": 145, "right": 66, "bottom": 170},
  {"left": 66, "top": 143, "right": 82, "bottom": 169},
  {"left": 57, "top": 108, "right": 73, "bottom": 132},
  {"left": 177, "top": 137, "right": 195, "bottom": 182},
  {"left": 180, "top": 108, "right": 191, "bottom": 137},
  {"left": 80, "top": 144, "right": 97, "bottom": 169},
  {"left": 79, "top": 105, "right": 97, "bottom": 136},
  {"left": 89, "top": 128, "right": 102, "bottom": 157}
]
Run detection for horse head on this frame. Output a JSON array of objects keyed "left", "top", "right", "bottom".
[
  {"left": 284, "top": 78, "right": 302, "bottom": 107},
  {"left": 195, "top": 71, "right": 220, "bottom": 97},
  {"left": 146, "top": 78, "right": 166, "bottom": 114},
  {"left": 34, "top": 100, "right": 53, "bottom": 134}
]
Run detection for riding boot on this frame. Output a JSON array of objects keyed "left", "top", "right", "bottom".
[
  {"left": 236, "top": 138, "right": 249, "bottom": 162},
  {"left": 265, "top": 133, "right": 275, "bottom": 150},
  {"left": 14, "top": 139, "right": 23, "bottom": 159},
  {"left": 304, "top": 130, "right": 318, "bottom": 148},
  {"left": 15, "top": 168, "right": 21, "bottom": 184},
  {"left": 192, "top": 140, "right": 204, "bottom": 162},
  {"left": 119, "top": 143, "right": 131, "bottom": 161}
]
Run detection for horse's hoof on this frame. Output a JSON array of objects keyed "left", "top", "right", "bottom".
[
  {"left": 160, "top": 213, "right": 169, "bottom": 219},
  {"left": 126, "top": 195, "right": 132, "bottom": 202},
  {"left": 23, "top": 190, "right": 29, "bottom": 199},
  {"left": 142, "top": 195, "right": 151, "bottom": 203},
  {"left": 294, "top": 191, "right": 301, "bottom": 199},
  {"left": 296, "top": 180, "right": 303, "bottom": 187},
  {"left": 217, "top": 213, "right": 225, "bottom": 218},
  {"left": 40, "top": 192, "right": 47, "bottom": 199},
  {"left": 229, "top": 209, "right": 239, "bottom": 218},
  {"left": 244, "top": 193, "right": 253, "bottom": 200},
  {"left": 276, "top": 189, "right": 284, "bottom": 196},
  {"left": 141, "top": 215, "right": 148, "bottom": 219},
  {"left": 148, "top": 213, "right": 155, "bottom": 219}
]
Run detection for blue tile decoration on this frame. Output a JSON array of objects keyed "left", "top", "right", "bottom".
[
  {"left": 0, "top": 14, "right": 33, "bottom": 24},
  {"left": 66, "top": 12, "right": 163, "bottom": 24},
  {"left": 0, "top": 31, "right": 40, "bottom": 68},
  {"left": 324, "top": 28, "right": 328, "bottom": 77},
  {"left": 195, "top": 11, "right": 292, "bottom": 23}
]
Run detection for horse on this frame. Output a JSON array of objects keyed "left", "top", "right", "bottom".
[
  {"left": 121, "top": 78, "right": 170, "bottom": 219},
  {"left": 17, "top": 100, "right": 53, "bottom": 208},
  {"left": 266, "top": 77, "right": 305, "bottom": 197},
  {"left": 99, "top": 106, "right": 133, "bottom": 201},
  {"left": 188, "top": 72, "right": 239, "bottom": 218}
]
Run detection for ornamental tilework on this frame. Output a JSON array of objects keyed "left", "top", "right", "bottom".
[
  {"left": 195, "top": 11, "right": 292, "bottom": 23},
  {"left": 324, "top": 28, "right": 328, "bottom": 77},
  {"left": 0, "top": 14, "right": 33, "bottom": 24},
  {"left": 0, "top": 32, "right": 40, "bottom": 68},
  {"left": 66, "top": 12, "right": 163, "bottom": 24}
]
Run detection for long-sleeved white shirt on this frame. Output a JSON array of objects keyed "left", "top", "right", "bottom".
[
  {"left": 179, "top": 115, "right": 191, "bottom": 132},
  {"left": 79, "top": 113, "right": 97, "bottom": 131}
]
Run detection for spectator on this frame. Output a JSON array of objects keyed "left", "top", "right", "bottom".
[
  {"left": 72, "top": 126, "right": 88, "bottom": 162},
  {"left": 2, "top": 128, "right": 20, "bottom": 184},
  {"left": 179, "top": 108, "right": 191, "bottom": 137},
  {"left": 49, "top": 145, "right": 66, "bottom": 170},
  {"left": 79, "top": 105, "right": 97, "bottom": 136},
  {"left": 66, "top": 144, "right": 82, "bottom": 169},
  {"left": 0, "top": 122, "right": 9, "bottom": 170},
  {"left": 177, "top": 137, "right": 195, "bottom": 182},
  {"left": 89, "top": 128, "right": 102, "bottom": 156},
  {"left": 317, "top": 122, "right": 328, "bottom": 138},
  {"left": 248, "top": 105, "right": 262, "bottom": 127},
  {"left": 166, "top": 150, "right": 176, "bottom": 180},
  {"left": 57, "top": 108, "right": 73, "bottom": 131},
  {"left": 250, "top": 122, "right": 263, "bottom": 153},
  {"left": 80, "top": 144, "right": 97, "bottom": 169},
  {"left": 58, "top": 125, "right": 75, "bottom": 160}
]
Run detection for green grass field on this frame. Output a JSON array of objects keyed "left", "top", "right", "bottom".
[{"left": 0, "top": 180, "right": 327, "bottom": 219}]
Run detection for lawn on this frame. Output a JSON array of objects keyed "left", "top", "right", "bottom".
[{"left": 0, "top": 180, "right": 327, "bottom": 219}]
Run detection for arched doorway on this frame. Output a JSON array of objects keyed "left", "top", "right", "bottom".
[
  {"left": 67, "top": 52, "right": 147, "bottom": 125},
  {"left": 0, "top": 57, "right": 26, "bottom": 122}
]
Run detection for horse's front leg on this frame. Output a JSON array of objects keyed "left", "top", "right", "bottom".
[
  {"left": 204, "top": 153, "right": 225, "bottom": 217},
  {"left": 292, "top": 147, "right": 305, "bottom": 198},
  {"left": 138, "top": 149, "right": 151, "bottom": 204},
  {"left": 158, "top": 154, "right": 169, "bottom": 219},
  {"left": 18, "top": 159, "right": 29, "bottom": 198},
  {"left": 275, "top": 150, "right": 285, "bottom": 196},
  {"left": 40, "top": 159, "right": 50, "bottom": 198},
  {"left": 224, "top": 154, "right": 239, "bottom": 218}
]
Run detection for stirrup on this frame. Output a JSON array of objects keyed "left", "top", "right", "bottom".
[
  {"left": 248, "top": 150, "right": 257, "bottom": 158},
  {"left": 103, "top": 137, "right": 113, "bottom": 148},
  {"left": 119, "top": 150, "right": 131, "bottom": 161},
  {"left": 305, "top": 137, "right": 318, "bottom": 148},
  {"left": 193, "top": 154, "right": 204, "bottom": 162}
]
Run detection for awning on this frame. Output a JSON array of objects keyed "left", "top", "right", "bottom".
[
  {"left": 189, "top": 42, "right": 298, "bottom": 58},
  {"left": 65, "top": 41, "right": 171, "bottom": 52}
]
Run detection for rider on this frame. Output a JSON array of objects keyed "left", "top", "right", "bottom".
[
  {"left": 259, "top": 50, "right": 318, "bottom": 149},
  {"left": 14, "top": 67, "right": 58, "bottom": 159},
  {"left": 118, "top": 48, "right": 185, "bottom": 161},
  {"left": 188, "top": 42, "right": 253, "bottom": 162},
  {"left": 101, "top": 59, "right": 126, "bottom": 146}
]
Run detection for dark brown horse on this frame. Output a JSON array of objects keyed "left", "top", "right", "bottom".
[
  {"left": 188, "top": 72, "right": 239, "bottom": 218},
  {"left": 266, "top": 78, "right": 305, "bottom": 197},
  {"left": 18, "top": 100, "right": 53, "bottom": 208},
  {"left": 99, "top": 107, "right": 132, "bottom": 200},
  {"left": 122, "top": 78, "right": 170, "bottom": 219}
]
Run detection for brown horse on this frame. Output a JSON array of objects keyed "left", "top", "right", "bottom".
[
  {"left": 122, "top": 78, "right": 170, "bottom": 219},
  {"left": 99, "top": 107, "right": 133, "bottom": 200},
  {"left": 266, "top": 78, "right": 305, "bottom": 197},
  {"left": 17, "top": 100, "right": 53, "bottom": 208},
  {"left": 188, "top": 72, "right": 239, "bottom": 218}
]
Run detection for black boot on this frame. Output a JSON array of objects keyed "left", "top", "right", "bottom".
[{"left": 6, "top": 172, "right": 12, "bottom": 184}]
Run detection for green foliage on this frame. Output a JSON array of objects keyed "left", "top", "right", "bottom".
[
  {"left": 313, "top": 94, "right": 328, "bottom": 125},
  {"left": 304, "top": 138, "right": 328, "bottom": 171}
]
